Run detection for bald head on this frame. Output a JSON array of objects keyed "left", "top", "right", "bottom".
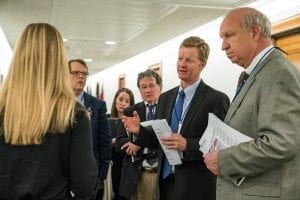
[
  {"left": 225, "top": 7, "right": 272, "bottom": 38},
  {"left": 219, "top": 7, "right": 272, "bottom": 68}
]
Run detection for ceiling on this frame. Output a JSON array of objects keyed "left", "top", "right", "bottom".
[{"left": 0, "top": 0, "right": 256, "bottom": 75}]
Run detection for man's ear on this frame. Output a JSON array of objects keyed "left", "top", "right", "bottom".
[{"left": 251, "top": 25, "right": 261, "bottom": 41}]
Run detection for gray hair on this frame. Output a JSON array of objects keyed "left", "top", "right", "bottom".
[
  {"left": 230, "top": 7, "right": 271, "bottom": 38},
  {"left": 137, "top": 69, "right": 162, "bottom": 88}
]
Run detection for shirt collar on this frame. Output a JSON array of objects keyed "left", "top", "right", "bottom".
[
  {"left": 246, "top": 45, "right": 274, "bottom": 74},
  {"left": 180, "top": 78, "right": 201, "bottom": 100},
  {"left": 76, "top": 91, "right": 85, "bottom": 105}
]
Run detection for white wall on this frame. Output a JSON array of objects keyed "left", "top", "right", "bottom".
[
  {"left": 87, "top": 18, "right": 241, "bottom": 112},
  {"left": 0, "top": 25, "right": 12, "bottom": 78},
  {"left": 87, "top": 0, "right": 300, "bottom": 113}
]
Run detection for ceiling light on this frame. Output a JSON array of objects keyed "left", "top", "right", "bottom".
[
  {"left": 84, "top": 58, "right": 93, "bottom": 62},
  {"left": 63, "top": 38, "right": 68, "bottom": 42},
  {"left": 105, "top": 41, "right": 116, "bottom": 45}
]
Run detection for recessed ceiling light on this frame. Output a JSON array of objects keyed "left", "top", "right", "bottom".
[
  {"left": 105, "top": 41, "right": 116, "bottom": 45},
  {"left": 63, "top": 38, "right": 68, "bottom": 42},
  {"left": 84, "top": 58, "right": 93, "bottom": 62}
]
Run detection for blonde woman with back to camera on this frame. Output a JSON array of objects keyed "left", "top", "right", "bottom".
[{"left": 0, "top": 23, "right": 99, "bottom": 199}]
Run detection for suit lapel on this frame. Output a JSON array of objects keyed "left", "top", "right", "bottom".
[
  {"left": 180, "top": 81, "right": 207, "bottom": 135},
  {"left": 225, "top": 49, "right": 281, "bottom": 123},
  {"left": 158, "top": 87, "right": 179, "bottom": 123},
  {"left": 83, "top": 92, "right": 92, "bottom": 108}
]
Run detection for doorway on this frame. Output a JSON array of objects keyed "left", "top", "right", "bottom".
[{"left": 272, "top": 14, "right": 300, "bottom": 70}]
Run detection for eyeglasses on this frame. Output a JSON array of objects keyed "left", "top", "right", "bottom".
[
  {"left": 139, "top": 84, "right": 157, "bottom": 90},
  {"left": 70, "top": 71, "right": 89, "bottom": 77}
]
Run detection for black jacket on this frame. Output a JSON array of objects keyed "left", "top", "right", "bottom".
[
  {"left": 0, "top": 103, "right": 99, "bottom": 199},
  {"left": 83, "top": 92, "right": 111, "bottom": 186}
]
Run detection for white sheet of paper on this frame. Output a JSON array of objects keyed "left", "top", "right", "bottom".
[
  {"left": 199, "top": 113, "right": 253, "bottom": 186},
  {"left": 199, "top": 113, "right": 252, "bottom": 154},
  {"left": 141, "top": 119, "right": 182, "bottom": 165}
]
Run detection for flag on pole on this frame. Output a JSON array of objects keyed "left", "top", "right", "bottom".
[
  {"left": 86, "top": 85, "right": 91, "bottom": 94},
  {"left": 99, "top": 84, "right": 104, "bottom": 100},
  {"left": 96, "top": 83, "right": 100, "bottom": 98}
]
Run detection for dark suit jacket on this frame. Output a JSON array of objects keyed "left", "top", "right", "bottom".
[
  {"left": 135, "top": 80, "right": 230, "bottom": 200},
  {"left": 83, "top": 92, "right": 111, "bottom": 187},
  {"left": 115, "top": 102, "right": 158, "bottom": 198},
  {"left": 0, "top": 103, "right": 99, "bottom": 199}
]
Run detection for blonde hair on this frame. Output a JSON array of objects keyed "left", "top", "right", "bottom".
[
  {"left": 180, "top": 36, "right": 210, "bottom": 64},
  {"left": 0, "top": 23, "right": 76, "bottom": 145}
]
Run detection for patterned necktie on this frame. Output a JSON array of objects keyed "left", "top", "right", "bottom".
[
  {"left": 162, "top": 90, "right": 185, "bottom": 179},
  {"left": 143, "top": 104, "right": 157, "bottom": 155},
  {"left": 235, "top": 71, "right": 249, "bottom": 97},
  {"left": 147, "top": 104, "right": 156, "bottom": 120}
]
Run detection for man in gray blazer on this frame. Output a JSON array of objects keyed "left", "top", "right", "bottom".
[{"left": 204, "top": 7, "right": 300, "bottom": 200}]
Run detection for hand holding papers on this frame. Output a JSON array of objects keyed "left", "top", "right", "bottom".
[
  {"left": 141, "top": 119, "right": 182, "bottom": 165},
  {"left": 200, "top": 113, "right": 253, "bottom": 186},
  {"left": 199, "top": 113, "right": 252, "bottom": 154}
]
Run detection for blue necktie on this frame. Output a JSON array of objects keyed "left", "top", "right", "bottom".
[
  {"left": 162, "top": 90, "right": 185, "bottom": 179},
  {"left": 147, "top": 104, "right": 156, "bottom": 120}
]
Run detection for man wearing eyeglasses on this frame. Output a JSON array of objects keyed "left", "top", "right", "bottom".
[
  {"left": 115, "top": 69, "right": 162, "bottom": 200},
  {"left": 68, "top": 59, "right": 111, "bottom": 200}
]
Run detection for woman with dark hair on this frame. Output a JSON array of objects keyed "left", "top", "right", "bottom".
[{"left": 109, "top": 88, "right": 135, "bottom": 199}]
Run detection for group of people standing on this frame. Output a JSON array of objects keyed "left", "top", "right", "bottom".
[{"left": 0, "top": 7, "right": 299, "bottom": 200}]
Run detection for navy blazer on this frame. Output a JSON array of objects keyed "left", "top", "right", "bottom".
[{"left": 83, "top": 92, "right": 111, "bottom": 186}]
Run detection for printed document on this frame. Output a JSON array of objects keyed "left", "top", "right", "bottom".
[
  {"left": 141, "top": 119, "right": 182, "bottom": 165},
  {"left": 199, "top": 113, "right": 253, "bottom": 186}
]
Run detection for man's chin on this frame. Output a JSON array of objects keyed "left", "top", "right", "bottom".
[
  {"left": 230, "top": 58, "right": 239, "bottom": 64},
  {"left": 75, "top": 87, "right": 84, "bottom": 91}
]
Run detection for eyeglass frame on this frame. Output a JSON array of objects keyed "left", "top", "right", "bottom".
[{"left": 69, "top": 70, "right": 89, "bottom": 77}]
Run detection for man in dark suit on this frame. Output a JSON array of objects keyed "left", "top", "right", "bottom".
[
  {"left": 115, "top": 69, "right": 162, "bottom": 200},
  {"left": 69, "top": 59, "right": 111, "bottom": 200},
  {"left": 204, "top": 7, "right": 300, "bottom": 200},
  {"left": 122, "top": 36, "right": 230, "bottom": 200}
]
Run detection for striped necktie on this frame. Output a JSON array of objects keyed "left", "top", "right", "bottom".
[{"left": 235, "top": 71, "right": 249, "bottom": 97}]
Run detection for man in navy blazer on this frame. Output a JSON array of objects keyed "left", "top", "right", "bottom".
[{"left": 69, "top": 59, "right": 111, "bottom": 199}]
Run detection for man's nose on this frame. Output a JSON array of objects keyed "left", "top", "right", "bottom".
[{"left": 221, "top": 40, "right": 229, "bottom": 51}]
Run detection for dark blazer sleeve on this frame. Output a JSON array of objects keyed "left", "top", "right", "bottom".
[
  {"left": 115, "top": 117, "right": 130, "bottom": 155},
  {"left": 133, "top": 126, "right": 159, "bottom": 148},
  {"left": 69, "top": 105, "right": 99, "bottom": 199},
  {"left": 118, "top": 103, "right": 160, "bottom": 149},
  {"left": 97, "top": 100, "right": 111, "bottom": 182},
  {"left": 115, "top": 104, "right": 142, "bottom": 155},
  {"left": 84, "top": 93, "right": 111, "bottom": 184},
  {"left": 130, "top": 101, "right": 160, "bottom": 149}
]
